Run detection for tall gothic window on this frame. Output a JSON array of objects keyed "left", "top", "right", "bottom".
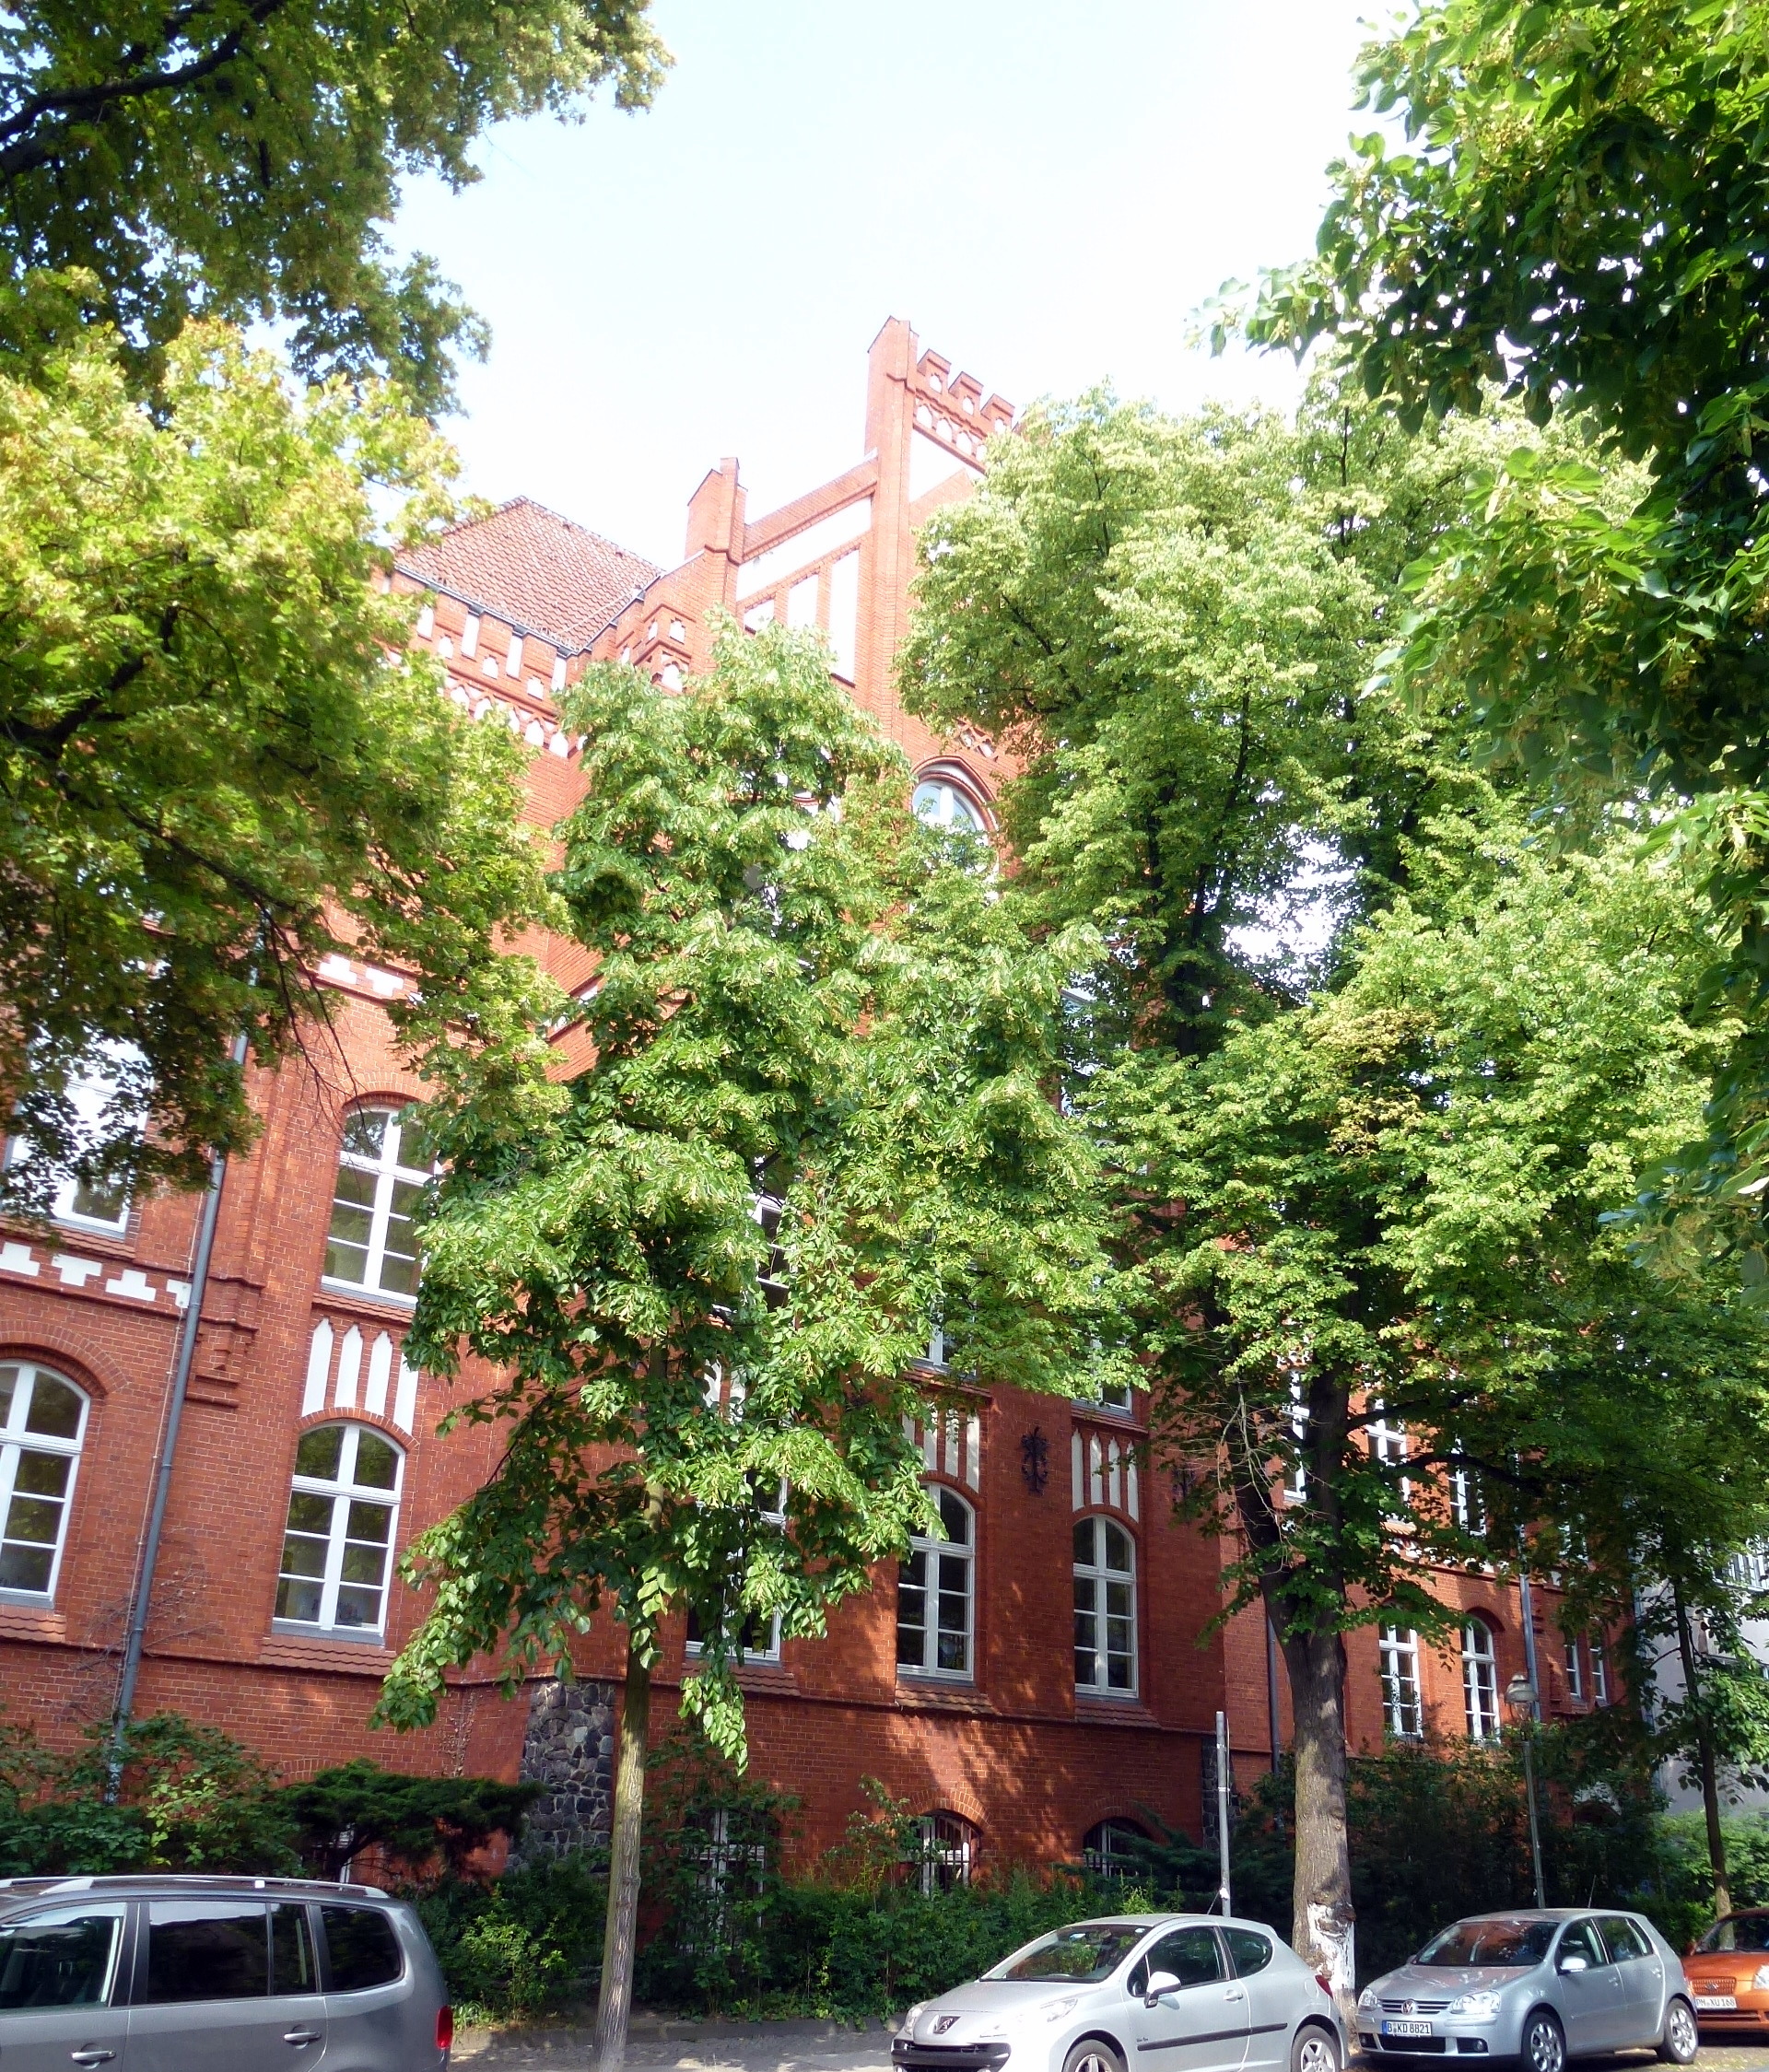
[
  {"left": 1378, "top": 1624, "right": 1423, "bottom": 1738},
  {"left": 274, "top": 1424, "right": 403, "bottom": 1637},
  {"left": 0, "top": 1363, "right": 88, "bottom": 1598},
  {"left": 1461, "top": 1619, "right": 1500, "bottom": 1741},
  {"left": 1073, "top": 1515, "right": 1137, "bottom": 1696},
  {"left": 896, "top": 1488, "right": 974, "bottom": 1680},
  {"left": 322, "top": 1105, "right": 431, "bottom": 1299}
]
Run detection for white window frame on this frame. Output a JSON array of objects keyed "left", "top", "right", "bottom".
[
  {"left": 1284, "top": 1375, "right": 1308, "bottom": 1503},
  {"left": 1451, "top": 1458, "right": 1489, "bottom": 1538},
  {"left": 1590, "top": 1638, "right": 1609, "bottom": 1704},
  {"left": 1083, "top": 1819, "right": 1150, "bottom": 1878},
  {"left": 1369, "top": 1405, "right": 1412, "bottom": 1512},
  {"left": 273, "top": 1422, "right": 404, "bottom": 1639},
  {"left": 1378, "top": 1623, "right": 1423, "bottom": 1739},
  {"left": 1462, "top": 1618, "right": 1500, "bottom": 1741},
  {"left": 912, "top": 775, "right": 988, "bottom": 836},
  {"left": 322, "top": 1104, "right": 432, "bottom": 1303},
  {"left": 1565, "top": 1635, "right": 1585, "bottom": 1702},
  {"left": 0, "top": 1363, "right": 88, "bottom": 1602},
  {"left": 6, "top": 1055, "right": 143, "bottom": 1236},
  {"left": 1073, "top": 1512, "right": 1138, "bottom": 1698},
  {"left": 897, "top": 1486, "right": 975, "bottom": 1681},
  {"left": 910, "top": 1811, "right": 975, "bottom": 1895}
]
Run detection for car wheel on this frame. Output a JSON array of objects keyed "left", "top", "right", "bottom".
[
  {"left": 1062, "top": 2041, "right": 1126, "bottom": 2072},
  {"left": 1292, "top": 2022, "right": 1341, "bottom": 2072},
  {"left": 1658, "top": 1997, "right": 1699, "bottom": 2066},
  {"left": 1521, "top": 2008, "right": 1565, "bottom": 2072}
]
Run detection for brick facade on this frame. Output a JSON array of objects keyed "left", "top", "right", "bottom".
[{"left": 0, "top": 319, "right": 1608, "bottom": 1879}]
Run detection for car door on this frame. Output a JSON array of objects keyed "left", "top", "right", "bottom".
[
  {"left": 126, "top": 1896, "right": 327, "bottom": 2072},
  {"left": 1595, "top": 1917, "right": 1663, "bottom": 2047},
  {"left": 1221, "top": 1926, "right": 1292, "bottom": 2072},
  {"left": 1552, "top": 1918, "right": 1626, "bottom": 2056},
  {"left": 0, "top": 1900, "right": 132, "bottom": 2072},
  {"left": 318, "top": 1902, "right": 409, "bottom": 2070},
  {"left": 1128, "top": 1926, "right": 1251, "bottom": 2072}
]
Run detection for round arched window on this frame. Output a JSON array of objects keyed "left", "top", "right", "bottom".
[
  {"left": 274, "top": 1423, "right": 404, "bottom": 1637},
  {"left": 1083, "top": 1817, "right": 1151, "bottom": 1879},
  {"left": 912, "top": 777, "right": 988, "bottom": 836},
  {"left": 0, "top": 1362, "right": 88, "bottom": 1598}
]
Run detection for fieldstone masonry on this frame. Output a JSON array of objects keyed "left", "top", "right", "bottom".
[{"left": 514, "top": 1677, "right": 616, "bottom": 1862}]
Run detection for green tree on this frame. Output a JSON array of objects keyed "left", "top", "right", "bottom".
[
  {"left": 376, "top": 622, "right": 1121, "bottom": 2071},
  {"left": 0, "top": 2, "right": 668, "bottom": 412},
  {"left": 1239, "top": 0, "right": 1769, "bottom": 1225},
  {"left": 0, "top": 311, "right": 556, "bottom": 1212}
]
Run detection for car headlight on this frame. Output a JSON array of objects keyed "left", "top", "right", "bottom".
[
  {"left": 1043, "top": 1996, "right": 1082, "bottom": 2023},
  {"left": 1754, "top": 1966, "right": 1769, "bottom": 1993},
  {"left": 1357, "top": 1988, "right": 1378, "bottom": 2012},
  {"left": 899, "top": 2004, "right": 927, "bottom": 2037},
  {"left": 1447, "top": 1992, "right": 1503, "bottom": 2021}
]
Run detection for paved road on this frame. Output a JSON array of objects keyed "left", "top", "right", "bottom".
[{"left": 452, "top": 2020, "right": 1769, "bottom": 2072}]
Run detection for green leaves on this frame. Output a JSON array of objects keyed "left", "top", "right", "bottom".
[{"left": 381, "top": 625, "right": 1120, "bottom": 1759}]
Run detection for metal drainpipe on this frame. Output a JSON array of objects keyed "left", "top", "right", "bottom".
[{"left": 107, "top": 1032, "right": 246, "bottom": 1791}]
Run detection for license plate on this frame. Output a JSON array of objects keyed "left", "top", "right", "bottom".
[
  {"left": 1695, "top": 1996, "right": 1737, "bottom": 2011},
  {"left": 1383, "top": 2020, "right": 1434, "bottom": 2037}
]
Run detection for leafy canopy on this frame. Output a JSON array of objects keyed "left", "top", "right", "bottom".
[
  {"left": 0, "top": 308, "right": 556, "bottom": 1210},
  {"left": 0, "top": 2, "right": 668, "bottom": 412},
  {"left": 380, "top": 623, "right": 1123, "bottom": 1758}
]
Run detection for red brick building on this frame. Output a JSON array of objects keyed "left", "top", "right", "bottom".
[{"left": 0, "top": 320, "right": 1606, "bottom": 1879}]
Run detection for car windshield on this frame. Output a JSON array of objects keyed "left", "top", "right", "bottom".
[
  {"left": 987, "top": 1924, "right": 1147, "bottom": 1983},
  {"left": 1417, "top": 1920, "right": 1557, "bottom": 1969},
  {"left": 1698, "top": 1917, "right": 1769, "bottom": 1954}
]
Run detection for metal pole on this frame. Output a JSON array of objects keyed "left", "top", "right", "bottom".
[
  {"left": 1516, "top": 1562, "right": 1548, "bottom": 1908},
  {"left": 1215, "top": 1709, "right": 1233, "bottom": 1915},
  {"left": 108, "top": 1034, "right": 243, "bottom": 1787}
]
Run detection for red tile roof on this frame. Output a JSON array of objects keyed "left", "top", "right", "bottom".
[{"left": 396, "top": 498, "right": 661, "bottom": 651}]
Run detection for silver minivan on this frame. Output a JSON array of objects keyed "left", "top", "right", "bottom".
[{"left": 0, "top": 1873, "right": 451, "bottom": 2069}]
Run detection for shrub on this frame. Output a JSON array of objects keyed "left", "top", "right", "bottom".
[{"left": 415, "top": 1851, "right": 608, "bottom": 2020}]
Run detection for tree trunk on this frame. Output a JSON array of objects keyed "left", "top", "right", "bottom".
[
  {"left": 1672, "top": 1583, "right": 1733, "bottom": 1917},
  {"left": 595, "top": 1639, "right": 651, "bottom": 2072},
  {"left": 1281, "top": 1620, "right": 1356, "bottom": 2022}
]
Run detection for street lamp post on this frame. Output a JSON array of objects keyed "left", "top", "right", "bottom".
[{"left": 1505, "top": 1670, "right": 1547, "bottom": 1908}]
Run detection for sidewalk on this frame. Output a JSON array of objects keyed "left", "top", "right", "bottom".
[{"left": 452, "top": 2013, "right": 898, "bottom": 2070}]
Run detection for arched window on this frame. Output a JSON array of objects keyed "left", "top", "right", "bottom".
[
  {"left": 897, "top": 1487, "right": 974, "bottom": 1680},
  {"left": 1378, "top": 1624, "right": 1423, "bottom": 1739},
  {"left": 1461, "top": 1618, "right": 1500, "bottom": 1741},
  {"left": 912, "top": 776, "right": 988, "bottom": 836},
  {"left": 322, "top": 1105, "right": 432, "bottom": 1299},
  {"left": 910, "top": 1810, "right": 976, "bottom": 1895},
  {"left": 0, "top": 1363, "right": 88, "bottom": 1598},
  {"left": 1083, "top": 1818, "right": 1151, "bottom": 1879},
  {"left": 274, "top": 1424, "right": 404, "bottom": 1637},
  {"left": 1073, "top": 1514, "right": 1136, "bottom": 1696}
]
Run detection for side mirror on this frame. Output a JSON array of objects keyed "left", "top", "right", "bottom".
[
  {"left": 1559, "top": 1956, "right": 1589, "bottom": 1975},
  {"left": 1144, "top": 1972, "right": 1181, "bottom": 2007}
]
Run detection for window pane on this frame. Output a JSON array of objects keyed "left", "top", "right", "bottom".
[
  {"left": 332, "top": 1583, "right": 383, "bottom": 1628},
  {"left": 285, "top": 1491, "right": 334, "bottom": 1535},
  {"left": 1073, "top": 1517, "right": 1095, "bottom": 1564},
  {"left": 340, "top": 1110, "right": 390, "bottom": 1162},
  {"left": 13, "top": 1449, "right": 72, "bottom": 1497},
  {"left": 275, "top": 1575, "right": 323, "bottom": 1622},
  {"left": 1224, "top": 1927, "right": 1273, "bottom": 1976},
  {"left": 323, "top": 1233, "right": 372, "bottom": 1287},
  {"left": 67, "top": 1174, "right": 130, "bottom": 1226},
  {"left": 23, "top": 1375, "right": 82, "bottom": 1440},
  {"left": 344, "top": 1501, "right": 392, "bottom": 1547},
  {"left": 294, "top": 1428, "right": 344, "bottom": 1481},
  {"left": 0, "top": 1911, "right": 123, "bottom": 2009},
  {"left": 4, "top": 1494, "right": 64, "bottom": 1545},
  {"left": 1148, "top": 1926, "right": 1224, "bottom": 1987},
  {"left": 145, "top": 1902, "right": 268, "bottom": 2003},
  {"left": 278, "top": 1531, "right": 328, "bottom": 1579},
  {"left": 0, "top": 1542, "right": 53, "bottom": 1591},
  {"left": 355, "top": 1433, "right": 399, "bottom": 1491},
  {"left": 391, "top": 1105, "right": 438, "bottom": 1169},
  {"left": 1103, "top": 1522, "right": 1131, "bottom": 1573},
  {"left": 937, "top": 1489, "right": 970, "bottom": 1545},
  {"left": 339, "top": 1541, "right": 389, "bottom": 1585},
  {"left": 270, "top": 1904, "right": 315, "bottom": 1995},
  {"left": 896, "top": 1551, "right": 927, "bottom": 1666},
  {"left": 322, "top": 1907, "right": 403, "bottom": 1992},
  {"left": 0, "top": 1365, "right": 18, "bottom": 1427}
]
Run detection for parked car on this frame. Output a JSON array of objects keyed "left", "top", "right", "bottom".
[
  {"left": 892, "top": 1913, "right": 1346, "bottom": 2072},
  {"left": 1682, "top": 1907, "right": 1769, "bottom": 2034},
  {"left": 1355, "top": 1910, "right": 1697, "bottom": 2072},
  {"left": 0, "top": 1871, "right": 452, "bottom": 2070}
]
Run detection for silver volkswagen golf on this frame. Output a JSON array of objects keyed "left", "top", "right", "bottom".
[
  {"left": 1356, "top": 1910, "right": 1697, "bottom": 2072},
  {"left": 893, "top": 1914, "right": 1346, "bottom": 2072},
  {"left": 0, "top": 1872, "right": 453, "bottom": 2070}
]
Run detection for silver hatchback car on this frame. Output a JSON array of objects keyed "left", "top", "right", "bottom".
[
  {"left": 0, "top": 1872, "right": 452, "bottom": 2070},
  {"left": 894, "top": 1913, "right": 1347, "bottom": 2072},
  {"left": 1356, "top": 1910, "right": 1697, "bottom": 2072}
]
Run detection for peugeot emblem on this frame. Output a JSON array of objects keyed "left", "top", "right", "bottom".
[{"left": 935, "top": 2018, "right": 959, "bottom": 2035}]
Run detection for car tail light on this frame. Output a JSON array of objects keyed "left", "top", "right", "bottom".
[
  {"left": 1317, "top": 1973, "right": 1333, "bottom": 1996},
  {"left": 436, "top": 2004, "right": 454, "bottom": 2052}
]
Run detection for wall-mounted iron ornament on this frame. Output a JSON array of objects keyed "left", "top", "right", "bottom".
[{"left": 1020, "top": 1425, "right": 1049, "bottom": 1495}]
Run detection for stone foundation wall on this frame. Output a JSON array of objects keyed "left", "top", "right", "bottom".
[{"left": 514, "top": 1677, "right": 616, "bottom": 1862}]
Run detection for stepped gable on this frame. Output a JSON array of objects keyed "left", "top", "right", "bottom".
[{"left": 396, "top": 497, "right": 661, "bottom": 652}]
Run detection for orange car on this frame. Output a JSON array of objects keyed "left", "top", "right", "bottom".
[{"left": 1686, "top": 1910, "right": 1769, "bottom": 2032}]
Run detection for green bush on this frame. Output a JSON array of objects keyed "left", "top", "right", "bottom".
[{"left": 415, "top": 1851, "right": 608, "bottom": 2020}]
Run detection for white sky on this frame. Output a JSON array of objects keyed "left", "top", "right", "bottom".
[{"left": 392, "top": 0, "right": 1391, "bottom": 568}]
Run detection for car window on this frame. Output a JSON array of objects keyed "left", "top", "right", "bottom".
[
  {"left": 1598, "top": 1918, "right": 1652, "bottom": 1963},
  {"left": 1224, "top": 1927, "right": 1274, "bottom": 1977},
  {"left": 1418, "top": 1918, "right": 1556, "bottom": 1967},
  {"left": 1558, "top": 1921, "right": 1608, "bottom": 1971},
  {"left": 322, "top": 1906, "right": 403, "bottom": 1992},
  {"left": 989, "top": 1923, "right": 1147, "bottom": 1983},
  {"left": 1698, "top": 1916, "right": 1769, "bottom": 1955},
  {"left": 0, "top": 1905, "right": 126, "bottom": 2009},
  {"left": 271, "top": 1903, "right": 317, "bottom": 1995},
  {"left": 1141, "top": 1927, "right": 1225, "bottom": 1991},
  {"left": 145, "top": 1901, "right": 268, "bottom": 2003}
]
